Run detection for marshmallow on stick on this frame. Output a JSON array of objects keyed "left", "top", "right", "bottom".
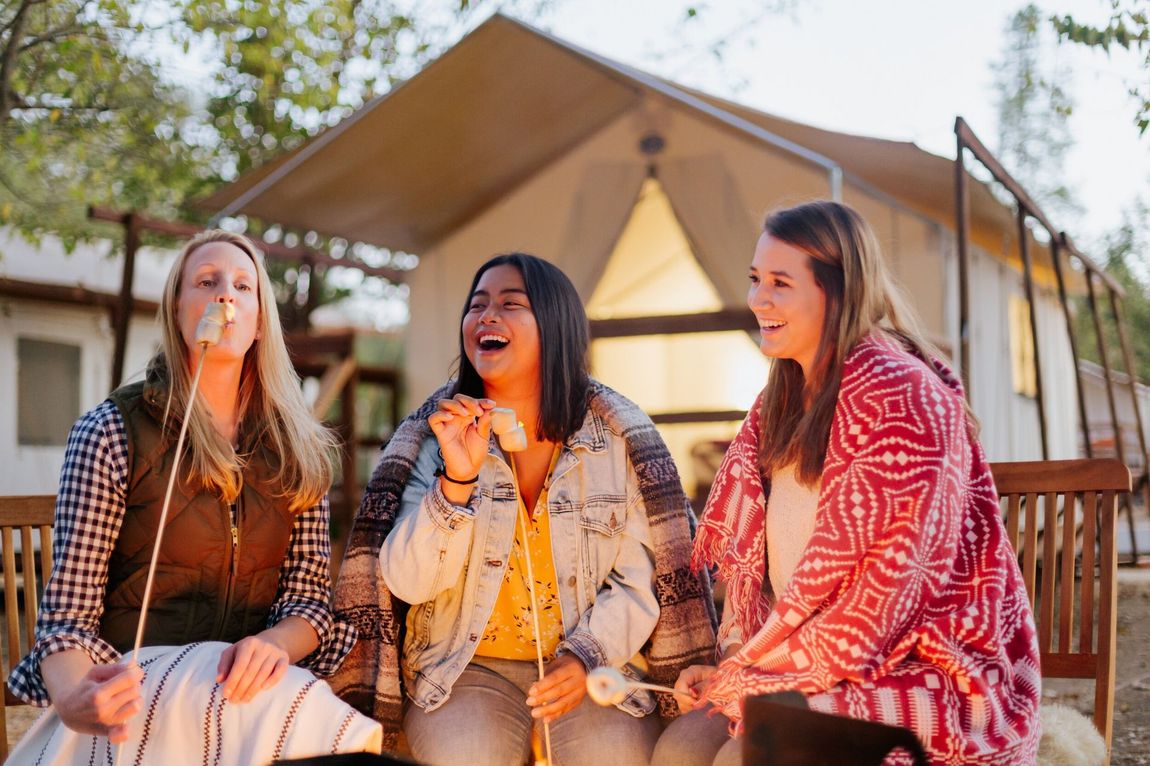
[
  {"left": 194, "top": 302, "right": 235, "bottom": 347},
  {"left": 490, "top": 406, "right": 528, "bottom": 452},
  {"left": 585, "top": 667, "right": 679, "bottom": 707}
]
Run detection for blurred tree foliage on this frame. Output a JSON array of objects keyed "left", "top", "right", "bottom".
[
  {"left": 1052, "top": 0, "right": 1150, "bottom": 134},
  {"left": 1073, "top": 202, "right": 1150, "bottom": 382},
  {"left": 0, "top": 0, "right": 553, "bottom": 248},
  {"left": 0, "top": 0, "right": 199, "bottom": 248},
  {"left": 992, "top": 3, "right": 1082, "bottom": 225}
]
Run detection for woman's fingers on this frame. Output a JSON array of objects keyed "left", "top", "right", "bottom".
[
  {"left": 221, "top": 637, "right": 290, "bottom": 703},
  {"left": 528, "top": 655, "right": 586, "bottom": 721},
  {"left": 672, "top": 664, "right": 714, "bottom": 713}
]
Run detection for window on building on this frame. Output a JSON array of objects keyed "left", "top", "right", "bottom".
[
  {"left": 1009, "top": 295, "right": 1038, "bottom": 398},
  {"left": 18, "top": 338, "right": 81, "bottom": 446}
]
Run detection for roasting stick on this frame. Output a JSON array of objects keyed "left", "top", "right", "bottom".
[
  {"left": 130, "top": 301, "right": 234, "bottom": 658},
  {"left": 493, "top": 409, "right": 553, "bottom": 766}
]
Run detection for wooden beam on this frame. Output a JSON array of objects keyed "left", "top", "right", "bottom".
[
  {"left": 0, "top": 277, "right": 159, "bottom": 315},
  {"left": 590, "top": 309, "right": 757, "bottom": 338},
  {"left": 88, "top": 206, "right": 407, "bottom": 282}
]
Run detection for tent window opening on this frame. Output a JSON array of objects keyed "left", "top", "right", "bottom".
[
  {"left": 1008, "top": 295, "right": 1037, "bottom": 399},
  {"left": 18, "top": 338, "right": 81, "bottom": 446}
]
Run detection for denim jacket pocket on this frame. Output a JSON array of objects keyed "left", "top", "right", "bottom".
[{"left": 576, "top": 496, "right": 627, "bottom": 586}]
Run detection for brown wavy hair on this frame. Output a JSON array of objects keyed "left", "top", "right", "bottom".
[{"left": 756, "top": 201, "right": 951, "bottom": 485}]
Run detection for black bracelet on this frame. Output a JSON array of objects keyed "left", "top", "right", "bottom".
[{"left": 435, "top": 466, "right": 479, "bottom": 485}]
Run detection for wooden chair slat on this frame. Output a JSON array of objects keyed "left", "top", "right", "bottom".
[
  {"left": 991, "top": 458, "right": 1128, "bottom": 766},
  {"left": 1058, "top": 491, "right": 1075, "bottom": 653},
  {"left": 1080, "top": 491, "right": 1096, "bottom": 653},
  {"left": 1040, "top": 492, "right": 1059, "bottom": 652}
]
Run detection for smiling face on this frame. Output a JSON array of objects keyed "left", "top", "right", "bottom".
[
  {"left": 747, "top": 231, "right": 827, "bottom": 378},
  {"left": 461, "top": 263, "right": 542, "bottom": 393},
  {"left": 176, "top": 241, "right": 261, "bottom": 367}
]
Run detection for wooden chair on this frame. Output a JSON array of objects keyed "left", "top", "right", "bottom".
[
  {"left": 0, "top": 495, "right": 55, "bottom": 761},
  {"left": 990, "top": 458, "right": 1130, "bottom": 764}
]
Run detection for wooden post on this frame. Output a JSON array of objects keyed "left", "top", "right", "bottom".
[
  {"left": 1052, "top": 235, "right": 1093, "bottom": 457},
  {"left": 110, "top": 213, "right": 141, "bottom": 390},
  {"left": 1086, "top": 272, "right": 1126, "bottom": 467},
  {"left": 953, "top": 120, "right": 972, "bottom": 399},
  {"left": 1017, "top": 209, "right": 1049, "bottom": 459},
  {"left": 1109, "top": 290, "right": 1145, "bottom": 564}
]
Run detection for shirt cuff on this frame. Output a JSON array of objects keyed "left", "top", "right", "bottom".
[
  {"left": 556, "top": 628, "right": 608, "bottom": 671},
  {"left": 7, "top": 632, "right": 122, "bottom": 706},
  {"left": 270, "top": 602, "right": 359, "bottom": 677},
  {"left": 423, "top": 481, "right": 477, "bottom": 532}
]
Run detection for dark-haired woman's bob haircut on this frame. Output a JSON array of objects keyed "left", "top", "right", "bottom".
[{"left": 452, "top": 253, "right": 591, "bottom": 444}]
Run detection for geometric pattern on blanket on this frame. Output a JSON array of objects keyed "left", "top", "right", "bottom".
[
  {"left": 6, "top": 642, "right": 382, "bottom": 765},
  {"left": 693, "top": 333, "right": 1042, "bottom": 765}
]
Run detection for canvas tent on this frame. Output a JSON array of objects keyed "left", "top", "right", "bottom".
[{"left": 204, "top": 14, "right": 1082, "bottom": 494}]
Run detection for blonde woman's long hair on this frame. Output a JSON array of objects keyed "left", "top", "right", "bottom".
[
  {"left": 757, "top": 201, "right": 957, "bottom": 486},
  {"left": 153, "top": 229, "right": 337, "bottom": 512}
]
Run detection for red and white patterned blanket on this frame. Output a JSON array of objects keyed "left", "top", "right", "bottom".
[{"left": 692, "top": 333, "right": 1041, "bottom": 765}]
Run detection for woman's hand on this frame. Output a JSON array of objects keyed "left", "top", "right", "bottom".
[
  {"left": 673, "top": 664, "right": 717, "bottom": 713},
  {"left": 428, "top": 395, "right": 495, "bottom": 487},
  {"left": 526, "top": 654, "right": 586, "bottom": 723},
  {"left": 52, "top": 662, "right": 144, "bottom": 743},
  {"left": 216, "top": 633, "right": 291, "bottom": 703}
]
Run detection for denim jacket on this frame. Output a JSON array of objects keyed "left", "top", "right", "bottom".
[{"left": 379, "top": 407, "right": 659, "bottom": 716}]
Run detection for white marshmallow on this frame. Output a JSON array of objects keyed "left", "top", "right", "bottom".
[
  {"left": 490, "top": 407, "right": 518, "bottom": 435},
  {"left": 498, "top": 426, "right": 528, "bottom": 453},
  {"left": 194, "top": 302, "right": 235, "bottom": 347},
  {"left": 586, "top": 667, "right": 629, "bottom": 706}
]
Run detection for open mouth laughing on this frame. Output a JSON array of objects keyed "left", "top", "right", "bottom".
[{"left": 477, "top": 333, "right": 510, "bottom": 351}]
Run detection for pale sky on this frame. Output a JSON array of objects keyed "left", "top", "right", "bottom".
[
  {"left": 163, "top": 0, "right": 1147, "bottom": 255},
  {"left": 527, "top": 0, "right": 1148, "bottom": 251}
]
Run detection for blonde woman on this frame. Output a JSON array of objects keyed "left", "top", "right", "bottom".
[
  {"left": 8, "top": 231, "right": 381, "bottom": 763},
  {"left": 654, "top": 202, "right": 1041, "bottom": 765}
]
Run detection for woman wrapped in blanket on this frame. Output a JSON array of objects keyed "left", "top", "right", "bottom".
[
  {"left": 329, "top": 253, "right": 716, "bottom": 766},
  {"left": 653, "top": 202, "right": 1041, "bottom": 766},
  {"left": 7, "top": 231, "right": 381, "bottom": 764}
]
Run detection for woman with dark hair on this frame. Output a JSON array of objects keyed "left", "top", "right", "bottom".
[
  {"left": 330, "top": 253, "right": 716, "bottom": 765},
  {"left": 653, "top": 202, "right": 1041, "bottom": 766}
]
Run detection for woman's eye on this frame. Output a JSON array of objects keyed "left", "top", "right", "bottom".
[
  {"left": 504, "top": 301, "right": 525, "bottom": 309},
  {"left": 748, "top": 274, "right": 759, "bottom": 284},
  {"left": 198, "top": 278, "right": 215, "bottom": 288},
  {"left": 468, "top": 303, "right": 485, "bottom": 312},
  {"left": 236, "top": 282, "right": 253, "bottom": 292},
  {"left": 774, "top": 279, "right": 788, "bottom": 288}
]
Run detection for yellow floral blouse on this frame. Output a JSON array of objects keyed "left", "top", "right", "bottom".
[{"left": 475, "top": 447, "right": 564, "bottom": 661}]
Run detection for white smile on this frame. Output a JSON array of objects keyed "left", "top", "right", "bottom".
[
  {"left": 759, "top": 320, "right": 786, "bottom": 330},
  {"left": 477, "top": 333, "right": 510, "bottom": 351}
]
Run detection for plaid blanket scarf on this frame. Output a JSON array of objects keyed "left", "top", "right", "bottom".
[{"left": 329, "top": 380, "right": 717, "bottom": 749}]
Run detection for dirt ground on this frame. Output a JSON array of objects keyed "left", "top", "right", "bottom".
[{"left": 7, "top": 570, "right": 1150, "bottom": 762}]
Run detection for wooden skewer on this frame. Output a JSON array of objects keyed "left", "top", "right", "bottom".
[
  {"left": 509, "top": 455, "right": 554, "bottom": 766},
  {"left": 130, "top": 343, "right": 208, "bottom": 658}
]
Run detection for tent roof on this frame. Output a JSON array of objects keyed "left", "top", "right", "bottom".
[{"left": 200, "top": 14, "right": 1006, "bottom": 253}]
